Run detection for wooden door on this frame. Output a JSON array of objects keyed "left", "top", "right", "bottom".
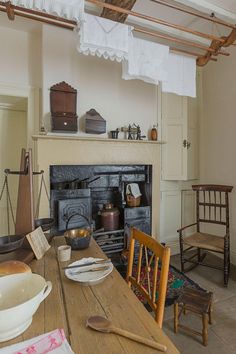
[{"left": 161, "top": 92, "right": 198, "bottom": 180}]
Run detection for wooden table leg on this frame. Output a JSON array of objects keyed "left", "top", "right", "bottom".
[
  {"left": 202, "top": 313, "right": 208, "bottom": 346},
  {"left": 174, "top": 303, "right": 179, "bottom": 333}
]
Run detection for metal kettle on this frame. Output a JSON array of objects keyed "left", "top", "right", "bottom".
[{"left": 100, "top": 203, "right": 120, "bottom": 231}]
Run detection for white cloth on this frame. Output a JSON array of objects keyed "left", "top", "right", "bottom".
[
  {"left": 126, "top": 183, "right": 142, "bottom": 198},
  {"left": 122, "top": 37, "right": 169, "bottom": 85},
  {"left": 76, "top": 13, "right": 133, "bottom": 62},
  {"left": 162, "top": 53, "right": 196, "bottom": 98},
  {"left": 3, "top": 0, "right": 84, "bottom": 21},
  {"left": 0, "top": 329, "right": 74, "bottom": 354}
]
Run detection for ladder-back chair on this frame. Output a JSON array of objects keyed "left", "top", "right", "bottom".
[
  {"left": 178, "top": 184, "right": 233, "bottom": 286},
  {"left": 126, "top": 227, "right": 170, "bottom": 328}
]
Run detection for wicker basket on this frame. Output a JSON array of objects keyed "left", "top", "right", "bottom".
[{"left": 126, "top": 195, "right": 141, "bottom": 207}]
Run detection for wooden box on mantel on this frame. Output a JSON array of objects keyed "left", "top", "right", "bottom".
[
  {"left": 50, "top": 81, "right": 78, "bottom": 132},
  {"left": 85, "top": 108, "right": 106, "bottom": 134}
]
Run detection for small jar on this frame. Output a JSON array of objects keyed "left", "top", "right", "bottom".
[{"left": 151, "top": 125, "right": 158, "bottom": 141}]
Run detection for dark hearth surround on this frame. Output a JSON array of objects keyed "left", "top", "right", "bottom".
[{"left": 50, "top": 164, "right": 152, "bottom": 256}]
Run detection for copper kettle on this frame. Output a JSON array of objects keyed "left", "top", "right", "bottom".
[{"left": 100, "top": 203, "right": 120, "bottom": 231}]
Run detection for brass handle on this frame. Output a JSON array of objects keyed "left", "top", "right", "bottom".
[{"left": 183, "top": 139, "right": 191, "bottom": 149}]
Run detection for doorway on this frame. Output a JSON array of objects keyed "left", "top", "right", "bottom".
[{"left": 0, "top": 95, "right": 27, "bottom": 235}]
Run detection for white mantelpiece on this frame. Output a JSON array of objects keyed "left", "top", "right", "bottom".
[{"left": 33, "top": 135, "right": 162, "bottom": 238}]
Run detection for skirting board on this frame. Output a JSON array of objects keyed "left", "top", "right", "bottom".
[{"left": 165, "top": 238, "right": 180, "bottom": 256}]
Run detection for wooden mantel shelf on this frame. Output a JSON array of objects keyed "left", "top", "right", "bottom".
[{"left": 32, "top": 134, "right": 165, "bottom": 144}]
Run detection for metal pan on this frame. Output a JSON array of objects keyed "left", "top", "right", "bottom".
[
  {"left": 70, "top": 177, "right": 90, "bottom": 189},
  {"left": 51, "top": 177, "right": 90, "bottom": 190},
  {"left": 34, "top": 218, "right": 54, "bottom": 232},
  {"left": 79, "top": 176, "right": 101, "bottom": 189},
  {"left": 50, "top": 181, "right": 70, "bottom": 190},
  {"left": 0, "top": 235, "right": 25, "bottom": 254}
]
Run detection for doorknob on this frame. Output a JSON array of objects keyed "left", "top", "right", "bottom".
[{"left": 183, "top": 140, "right": 191, "bottom": 149}]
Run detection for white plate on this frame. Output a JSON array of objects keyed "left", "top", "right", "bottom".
[{"left": 65, "top": 258, "right": 113, "bottom": 286}]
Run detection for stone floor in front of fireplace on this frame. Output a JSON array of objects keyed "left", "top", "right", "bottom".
[{"left": 163, "top": 253, "right": 236, "bottom": 354}]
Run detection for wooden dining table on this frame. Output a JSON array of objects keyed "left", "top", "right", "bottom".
[{"left": 0, "top": 236, "right": 180, "bottom": 354}]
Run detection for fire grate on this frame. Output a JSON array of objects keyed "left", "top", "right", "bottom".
[{"left": 93, "top": 229, "right": 125, "bottom": 254}]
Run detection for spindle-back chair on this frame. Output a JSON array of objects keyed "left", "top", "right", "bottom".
[
  {"left": 126, "top": 227, "right": 170, "bottom": 328},
  {"left": 178, "top": 184, "right": 233, "bottom": 286}
]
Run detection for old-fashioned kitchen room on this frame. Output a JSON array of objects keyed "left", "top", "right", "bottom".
[{"left": 0, "top": 0, "right": 236, "bottom": 353}]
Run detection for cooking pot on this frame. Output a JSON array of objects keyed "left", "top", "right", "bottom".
[
  {"left": 79, "top": 176, "right": 101, "bottom": 189},
  {"left": 51, "top": 176, "right": 100, "bottom": 190},
  {"left": 34, "top": 217, "right": 54, "bottom": 231},
  {"left": 0, "top": 235, "right": 25, "bottom": 254},
  {"left": 64, "top": 213, "right": 92, "bottom": 250},
  {"left": 50, "top": 180, "right": 70, "bottom": 190},
  {"left": 100, "top": 203, "right": 120, "bottom": 231},
  {"left": 70, "top": 177, "right": 90, "bottom": 189},
  {"left": 51, "top": 177, "right": 89, "bottom": 190}
]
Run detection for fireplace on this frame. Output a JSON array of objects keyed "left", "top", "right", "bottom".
[
  {"left": 33, "top": 135, "right": 161, "bottom": 247},
  {"left": 50, "top": 164, "right": 152, "bottom": 257}
]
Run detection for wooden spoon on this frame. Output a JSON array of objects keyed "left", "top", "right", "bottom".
[{"left": 86, "top": 315, "right": 167, "bottom": 352}]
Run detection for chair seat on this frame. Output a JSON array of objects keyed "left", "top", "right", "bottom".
[
  {"left": 175, "top": 287, "right": 213, "bottom": 314},
  {"left": 183, "top": 232, "right": 224, "bottom": 253}
]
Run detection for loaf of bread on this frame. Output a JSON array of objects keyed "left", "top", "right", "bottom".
[{"left": 0, "top": 260, "right": 31, "bottom": 276}]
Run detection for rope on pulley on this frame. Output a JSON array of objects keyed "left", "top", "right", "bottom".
[
  {"left": 0, "top": 173, "right": 16, "bottom": 234},
  {"left": 34, "top": 171, "right": 50, "bottom": 219}
]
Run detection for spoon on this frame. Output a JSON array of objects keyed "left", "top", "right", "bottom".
[{"left": 86, "top": 315, "right": 167, "bottom": 352}]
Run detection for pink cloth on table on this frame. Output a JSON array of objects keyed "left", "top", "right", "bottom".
[{"left": 13, "top": 329, "right": 65, "bottom": 354}]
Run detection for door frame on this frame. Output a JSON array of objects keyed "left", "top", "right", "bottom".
[{"left": 0, "top": 82, "right": 39, "bottom": 149}]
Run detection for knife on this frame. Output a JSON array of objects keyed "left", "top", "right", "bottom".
[
  {"left": 62, "top": 259, "right": 111, "bottom": 270},
  {"left": 73, "top": 265, "right": 110, "bottom": 274}
]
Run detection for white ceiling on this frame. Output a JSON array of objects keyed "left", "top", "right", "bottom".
[{"left": 183, "top": 0, "right": 236, "bottom": 14}]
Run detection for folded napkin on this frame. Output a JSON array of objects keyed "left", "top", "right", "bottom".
[
  {"left": 126, "top": 183, "right": 142, "bottom": 198},
  {"left": 75, "top": 13, "right": 133, "bottom": 62},
  {"left": 0, "top": 329, "right": 74, "bottom": 354},
  {"left": 162, "top": 52, "right": 196, "bottom": 98},
  {"left": 122, "top": 37, "right": 169, "bottom": 84}
]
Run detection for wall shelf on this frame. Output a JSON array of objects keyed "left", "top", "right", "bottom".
[{"left": 32, "top": 134, "right": 165, "bottom": 145}]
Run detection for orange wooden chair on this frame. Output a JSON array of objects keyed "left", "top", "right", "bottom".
[{"left": 126, "top": 227, "right": 170, "bottom": 328}]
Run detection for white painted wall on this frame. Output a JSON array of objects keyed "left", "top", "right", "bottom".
[
  {"left": 42, "top": 25, "right": 157, "bottom": 138},
  {"left": 200, "top": 47, "right": 236, "bottom": 263},
  {"left": 0, "top": 25, "right": 41, "bottom": 87}
]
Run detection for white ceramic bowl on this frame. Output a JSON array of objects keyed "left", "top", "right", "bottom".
[{"left": 0, "top": 273, "right": 52, "bottom": 342}]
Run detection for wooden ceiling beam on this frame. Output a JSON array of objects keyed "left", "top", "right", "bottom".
[{"left": 101, "top": 0, "right": 136, "bottom": 22}]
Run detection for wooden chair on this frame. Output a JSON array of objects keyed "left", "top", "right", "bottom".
[
  {"left": 126, "top": 227, "right": 170, "bottom": 328},
  {"left": 178, "top": 184, "right": 233, "bottom": 286}
]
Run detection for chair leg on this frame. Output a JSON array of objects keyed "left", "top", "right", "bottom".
[
  {"left": 179, "top": 233, "right": 185, "bottom": 272},
  {"left": 197, "top": 248, "right": 201, "bottom": 262},
  {"left": 224, "top": 259, "right": 229, "bottom": 287},
  {"left": 202, "top": 313, "right": 208, "bottom": 346},
  {"left": 224, "top": 247, "right": 230, "bottom": 287},
  {"left": 174, "top": 303, "right": 179, "bottom": 333}
]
